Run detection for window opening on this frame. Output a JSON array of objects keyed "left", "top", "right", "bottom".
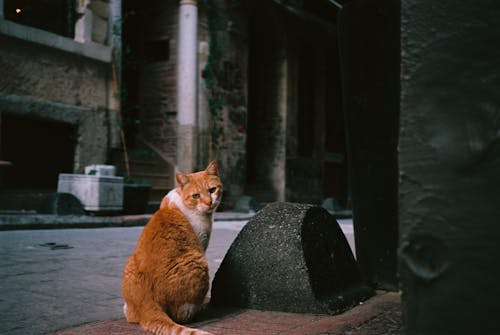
[{"left": 4, "top": 0, "right": 76, "bottom": 38}]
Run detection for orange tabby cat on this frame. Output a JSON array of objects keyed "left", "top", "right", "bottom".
[{"left": 122, "top": 161, "right": 222, "bottom": 335}]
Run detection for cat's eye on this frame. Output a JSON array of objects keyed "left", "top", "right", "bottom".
[
  {"left": 192, "top": 193, "right": 200, "bottom": 199},
  {"left": 208, "top": 187, "right": 217, "bottom": 194}
]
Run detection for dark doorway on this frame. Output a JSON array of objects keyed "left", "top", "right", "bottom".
[
  {"left": 323, "top": 38, "right": 349, "bottom": 208},
  {"left": 245, "top": 4, "right": 281, "bottom": 203},
  {"left": 245, "top": 2, "right": 348, "bottom": 206},
  {"left": 121, "top": 0, "right": 173, "bottom": 146},
  {"left": 0, "top": 114, "right": 76, "bottom": 189},
  {"left": 118, "top": 0, "right": 175, "bottom": 206}
]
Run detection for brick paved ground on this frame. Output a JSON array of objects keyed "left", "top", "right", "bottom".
[
  {"left": 47, "top": 291, "right": 401, "bottom": 335},
  {"left": 0, "top": 214, "right": 355, "bottom": 335}
]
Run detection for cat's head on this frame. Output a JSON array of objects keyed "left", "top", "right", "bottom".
[{"left": 176, "top": 161, "right": 223, "bottom": 215}]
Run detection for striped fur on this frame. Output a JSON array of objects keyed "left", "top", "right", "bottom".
[{"left": 122, "top": 162, "right": 222, "bottom": 335}]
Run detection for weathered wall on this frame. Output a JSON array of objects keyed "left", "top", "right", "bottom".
[
  {"left": 0, "top": 94, "right": 111, "bottom": 174},
  {"left": 400, "top": 0, "right": 500, "bottom": 333},
  {"left": 203, "top": 0, "right": 248, "bottom": 207},
  {"left": 0, "top": 35, "right": 109, "bottom": 109},
  {"left": 118, "top": 0, "right": 248, "bottom": 203},
  {"left": 247, "top": 10, "right": 287, "bottom": 202},
  {"left": 0, "top": 32, "right": 115, "bottom": 175},
  {"left": 285, "top": 27, "right": 337, "bottom": 205},
  {"left": 285, "top": 37, "right": 323, "bottom": 205},
  {"left": 135, "top": 0, "right": 178, "bottom": 165}
]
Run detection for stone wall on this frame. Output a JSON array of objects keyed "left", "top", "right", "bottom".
[
  {"left": 203, "top": 0, "right": 249, "bottom": 207},
  {"left": 0, "top": 36, "right": 109, "bottom": 109},
  {"left": 135, "top": 0, "right": 179, "bottom": 165},
  {"left": 0, "top": 8, "right": 117, "bottom": 180}
]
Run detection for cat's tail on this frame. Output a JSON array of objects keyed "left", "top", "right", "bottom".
[{"left": 137, "top": 300, "right": 213, "bottom": 335}]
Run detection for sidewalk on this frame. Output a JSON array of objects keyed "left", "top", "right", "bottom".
[
  {"left": 0, "top": 211, "right": 255, "bottom": 230},
  {"left": 48, "top": 291, "right": 401, "bottom": 335},
  {"left": 0, "top": 208, "right": 346, "bottom": 231}
]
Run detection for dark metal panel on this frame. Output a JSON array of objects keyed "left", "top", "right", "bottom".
[{"left": 337, "top": 0, "right": 400, "bottom": 290}]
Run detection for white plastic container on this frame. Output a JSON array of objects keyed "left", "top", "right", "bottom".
[{"left": 57, "top": 173, "right": 123, "bottom": 212}]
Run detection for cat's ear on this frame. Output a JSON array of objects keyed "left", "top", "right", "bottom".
[
  {"left": 176, "top": 172, "right": 189, "bottom": 187},
  {"left": 205, "top": 161, "right": 219, "bottom": 176}
]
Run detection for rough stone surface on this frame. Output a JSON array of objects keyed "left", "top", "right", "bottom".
[
  {"left": 400, "top": 1, "right": 500, "bottom": 333},
  {"left": 0, "top": 94, "right": 113, "bottom": 174},
  {"left": 0, "top": 35, "right": 109, "bottom": 109},
  {"left": 0, "top": 30, "right": 115, "bottom": 182},
  {"left": 211, "top": 202, "right": 373, "bottom": 314}
]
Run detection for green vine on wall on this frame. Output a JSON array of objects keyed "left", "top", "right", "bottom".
[
  {"left": 203, "top": 1, "right": 227, "bottom": 117},
  {"left": 202, "top": 0, "right": 230, "bottom": 159}
]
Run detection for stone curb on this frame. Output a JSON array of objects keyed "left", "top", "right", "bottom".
[
  {"left": 0, "top": 213, "right": 152, "bottom": 230},
  {"left": 0, "top": 212, "right": 255, "bottom": 231},
  {"left": 0, "top": 209, "right": 353, "bottom": 231}
]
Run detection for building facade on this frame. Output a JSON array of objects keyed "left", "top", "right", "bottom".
[
  {"left": 119, "top": 0, "right": 349, "bottom": 208},
  {"left": 0, "top": 0, "right": 350, "bottom": 210},
  {"left": 0, "top": 0, "right": 122, "bottom": 189}
]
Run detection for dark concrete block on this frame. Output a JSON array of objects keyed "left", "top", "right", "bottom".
[
  {"left": 0, "top": 190, "right": 84, "bottom": 215},
  {"left": 44, "top": 193, "right": 85, "bottom": 215},
  {"left": 211, "top": 202, "right": 373, "bottom": 314}
]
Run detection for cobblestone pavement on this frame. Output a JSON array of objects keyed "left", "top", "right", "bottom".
[{"left": 0, "top": 217, "right": 354, "bottom": 335}]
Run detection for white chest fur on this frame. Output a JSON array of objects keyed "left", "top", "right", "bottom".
[{"left": 164, "top": 189, "right": 214, "bottom": 251}]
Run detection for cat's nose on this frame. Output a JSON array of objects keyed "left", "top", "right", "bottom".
[{"left": 201, "top": 196, "right": 212, "bottom": 207}]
